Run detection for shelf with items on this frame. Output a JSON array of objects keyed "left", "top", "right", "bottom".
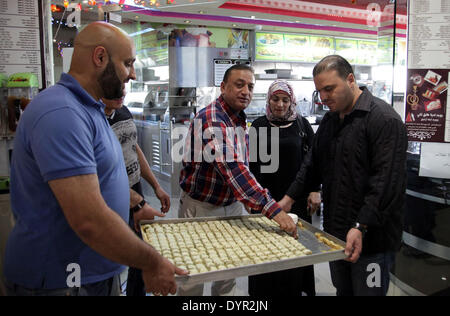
[
  {"left": 132, "top": 63, "right": 169, "bottom": 92},
  {"left": 168, "top": 87, "right": 197, "bottom": 107}
]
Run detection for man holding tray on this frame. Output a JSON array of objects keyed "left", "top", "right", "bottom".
[
  {"left": 4, "top": 22, "right": 187, "bottom": 296},
  {"left": 178, "top": 64, "right": 297, "bottom": 296},
  {"left": 279, "top": 55, "right": 407, "bottom": 296}
]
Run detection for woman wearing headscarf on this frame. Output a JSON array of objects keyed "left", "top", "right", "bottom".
[{"left": 249, "top": 79, "right": 319, "bottom": 296}]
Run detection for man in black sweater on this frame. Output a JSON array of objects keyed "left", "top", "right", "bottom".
[{"left": 279, "top": 55, "right": 407, "bottom": 296}]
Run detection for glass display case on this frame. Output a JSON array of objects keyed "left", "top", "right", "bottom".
[{"left": 391, "top": 142, "right": 450, "bottom": 295}]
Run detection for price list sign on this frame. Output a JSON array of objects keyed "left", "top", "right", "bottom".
[
  {"left": 406, "top": 0, "right": 450, "bottom": 142},
  {"left": 0, "top": 0, "right": 44, "bottom": 88}
]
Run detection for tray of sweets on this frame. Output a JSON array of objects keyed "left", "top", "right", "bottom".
[{"left": 140, "top": 214, "right": 346, "bottom": 286}]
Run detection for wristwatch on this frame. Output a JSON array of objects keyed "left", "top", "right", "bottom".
[
  {"left": 130, "top": 199, "right": 146, "bottom": 214},
  {"left": 353, "top": 222, "right": 367, "bottom": 236}
]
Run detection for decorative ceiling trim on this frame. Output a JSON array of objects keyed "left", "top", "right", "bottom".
[
  {"left": 123, "top": 4, "right": 380, "bottom": 35},
  {"left": 221, "top": 0, "right": 407, "bottom": 28}
]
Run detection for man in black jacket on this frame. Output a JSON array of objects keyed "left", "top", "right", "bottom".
[{"left": 279, "top": 55, "right": 407, "bottom": 296}]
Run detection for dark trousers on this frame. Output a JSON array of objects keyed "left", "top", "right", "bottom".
[
  {"left": 329, "top": 252, "right": 395, "bottom": 296},
  {"left": 248, "top": 208, "right": 316, "bottom": 296},
  {"left": 248, "top": 265, "right": 316, "bottom": 296},
  {"left": 126, "top": 182, "right": 146, "bottom": 296}
]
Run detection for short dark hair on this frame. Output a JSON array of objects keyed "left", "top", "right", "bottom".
[
  {"left": 223, "top": 63, "right": 254, "bottom": 83},
  {"left": 313, "top": 55, "right": 354, "bottom": 80}
]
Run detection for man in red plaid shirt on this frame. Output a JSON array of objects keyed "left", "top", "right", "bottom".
[{"left": 178, "top": 64, "right": 296, "bottom": 296}]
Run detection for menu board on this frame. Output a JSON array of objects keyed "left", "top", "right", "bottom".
[
  {"left": 408, "top": 0, "right": 450, "bottom": 69},
  {"left": 309, "top": 36, "right": 334, "bottom": 62},
  {"left": 214, "top": 60, "right": 233, "bottom": 86},
  {"left": 335, "top": 38, "right": 358, "bottom": 64},
  {"left": 256, "top": 32, "right": 335, "bottom": 62},
  {"left": 255, "top": 32, "right": 284, "bottom": 60},
  {"left": 0, "top": 0, "right": 44, "bottom": 88},
  {"left": 357, "top": 40, "right": 378, "bottom": 65},
  {"left": 406, "top": 0, "right": 450, "bottom": 143},
  {"left": 377, "top": 36, "right": 394, "bottom": 64},
  {"left": 213, "top": 59, "right": 251, "bottom": 86},
  {"left": 283, "top": 34, "right": 311, "bottom": 62},
  {"left": 255, "top": 32, "right": 384, "bottom": 65}
]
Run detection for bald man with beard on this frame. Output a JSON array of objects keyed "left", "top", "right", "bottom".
[{"left": 3, "top": 22, "right": 187, "bottom": 296}]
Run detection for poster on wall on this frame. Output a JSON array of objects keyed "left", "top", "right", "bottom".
[
  {"left": 169, "top": 27, "right": 249, "bottom": 50},
  {"left": 213, "top": 59, "right": 251, "bottom": 86},
  {"left": 405, "top": 69, "right": 448, "bottom": 142},
  {"left": 406, "top": 0, "right": 450, "bottom": 143}
]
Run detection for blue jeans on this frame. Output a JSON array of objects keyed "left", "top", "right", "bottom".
[
  {"left": 5, "top": 275, "right": 120, "bottom": 296},
  {"left": 329, "top": 252, "right": 395, "bottom": 296}
]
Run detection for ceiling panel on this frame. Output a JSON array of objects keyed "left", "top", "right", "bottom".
[{"left": 50, "top": 0, "right": 407, "bottom": 34}]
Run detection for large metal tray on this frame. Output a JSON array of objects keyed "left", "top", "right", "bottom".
[{"left": 140, "top": 214, "right": 346, "bottom": 286}]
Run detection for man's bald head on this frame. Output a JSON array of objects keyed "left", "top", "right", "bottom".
[
  {"left": 73, "top": 22, "right": 130, "bottom": 55},
  {"left": 70, "top": 22, "right": 133, "bottom": 71},
  {"left": 68, "top": 22, "right": 136, "bottom": 101}
]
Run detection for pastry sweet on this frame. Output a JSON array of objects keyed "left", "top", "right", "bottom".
[
  {"left": 314, "top": 232, "right": 343, "bottom": 250},
  {"left": 142, "top": 217, "right": 315, "bottom": 275}
]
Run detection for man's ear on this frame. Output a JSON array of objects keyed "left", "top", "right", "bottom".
[
  {"left": 93, "top": 46, "right": 108, "bottom": 67},
  {"left": 347, "top": 73, "right": 356, "bottom": 88}
]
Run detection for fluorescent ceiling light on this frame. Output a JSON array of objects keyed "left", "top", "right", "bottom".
[{"left": 129, "top": 27, "right": 155, "bottom": 37}]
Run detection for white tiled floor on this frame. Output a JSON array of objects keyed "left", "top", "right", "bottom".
[{"left": 130, "top": 196, "right": 409, "bottom": 296}]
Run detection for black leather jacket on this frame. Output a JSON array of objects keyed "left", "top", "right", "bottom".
[{"left": 287, "top": 88, "right": 407, "bottom": 254}]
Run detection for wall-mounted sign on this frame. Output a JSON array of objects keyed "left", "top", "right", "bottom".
[
  {"left": 255, "top": 32, "right": 376, "bottom": 65},
  {"left": 283, "top": 34, "right": 311, "bottom": 62},
  {"left": 406, "top": 0, "right": 450, "bottom": 143},
  {"left": 213, "top": 59, "right": 251, "bottom": 87},
  {"left": 255, "top": 32, "right": 283, "bottom": 61},
  {"left": 0, "top": 0, "right": 46, "bottom": 89}
]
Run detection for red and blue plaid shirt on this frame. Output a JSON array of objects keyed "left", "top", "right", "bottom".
[{"left": 179, "top": 95, "right": 282, "bottom": 219}]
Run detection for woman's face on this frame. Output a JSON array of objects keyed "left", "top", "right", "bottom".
[{"left": 269, "top": 92, "right": 291, "bottom": 119}]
